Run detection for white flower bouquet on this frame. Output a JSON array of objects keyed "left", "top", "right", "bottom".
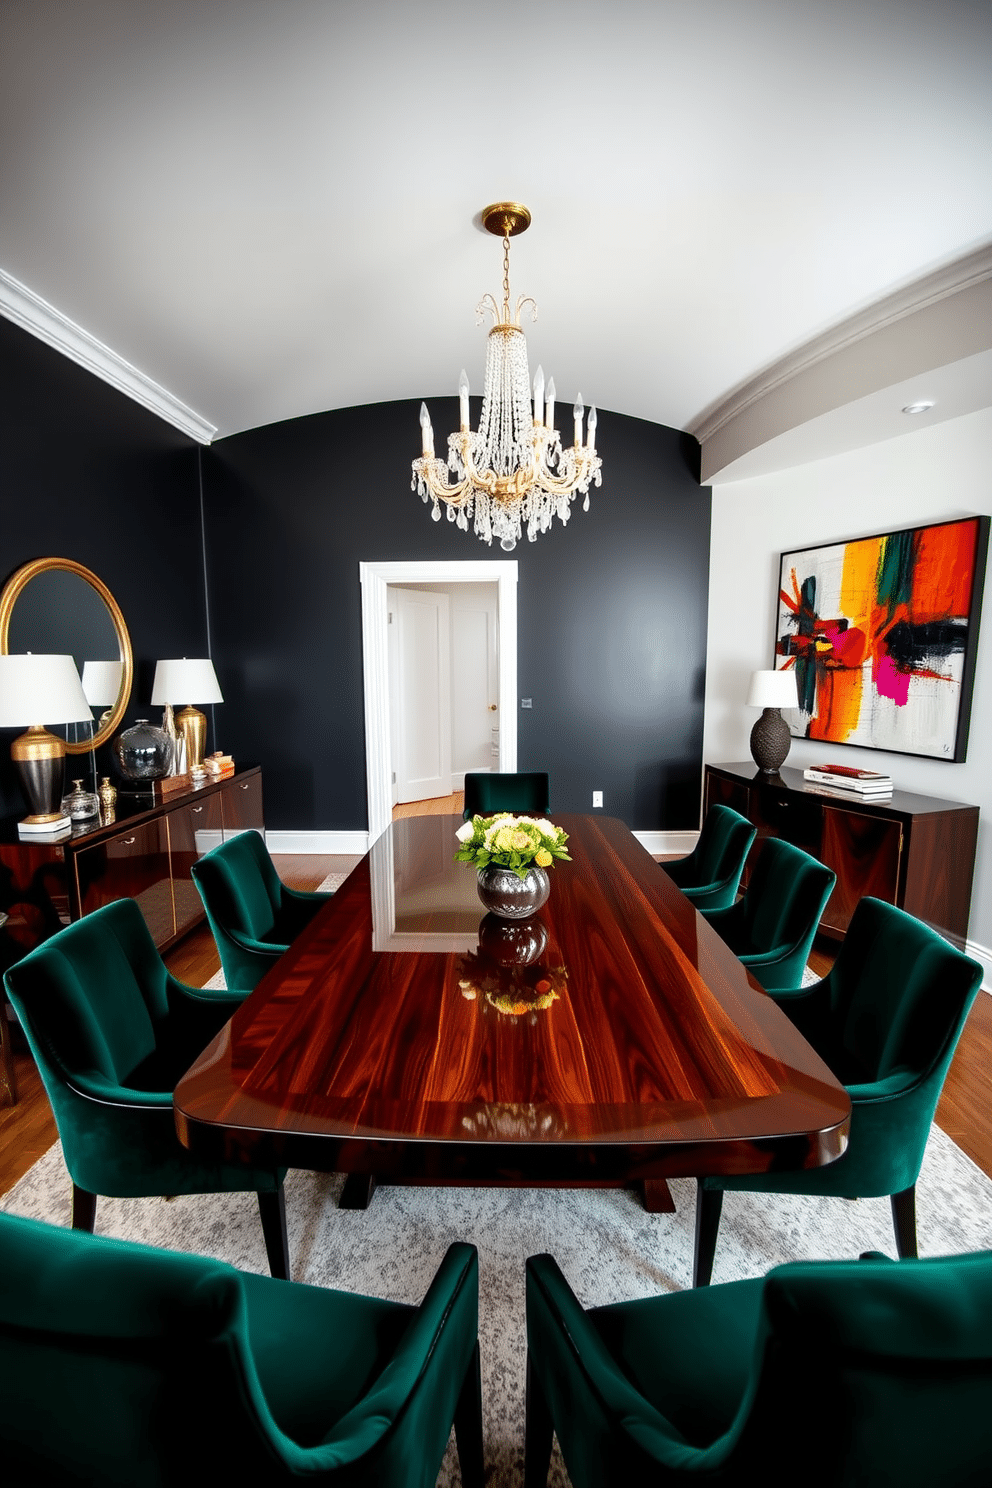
[{"left": 454, "top": 812, "right": 571, "bottom": 879}]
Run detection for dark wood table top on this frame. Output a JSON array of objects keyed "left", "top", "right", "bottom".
[{"left": 174, "top": 814, "right": 850, "bottom": 1184}]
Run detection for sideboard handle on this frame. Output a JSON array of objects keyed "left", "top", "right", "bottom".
[
  {"left": 122, "top": 836, "right": 136, "bottom": 846},
  {"left": 240, "top": 783, "right": 249, "bottom": 790},
  {"left": 192, "top": 806, "right": 204, "bottom": 814}
]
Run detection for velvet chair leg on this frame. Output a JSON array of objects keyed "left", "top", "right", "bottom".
[
  {"left": 72, "top": 1184, "right": 97, "bottom": 1233},
  {"left": 257, "top": 1184, "right": 290, "bottom": 1280},
  {"left": 891, "top": 1186, "right": 918, "bottom": 1259},
  {"left": 693, "top": 1184, "right": 724, "bottom": 1287},
  {"left": 524, "top": 1353, "right": 555, "bottom": 1488},
  {"left": 453, "top": 1340, "right": 485, "bottom": 1488}
]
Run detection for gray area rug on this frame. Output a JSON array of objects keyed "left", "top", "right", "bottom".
[{"left": 4, "top": 1127, "right": 991, "bottom": 1486}]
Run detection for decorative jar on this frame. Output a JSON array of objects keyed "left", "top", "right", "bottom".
[
  {"left": 61, "top": 779, "right": 101, "bottom": 822},
  {"left": 476, "top": 863, "right": 550, "bottom": 921},
  {"left": 113, "top": 719, "right": 174, "bottom": 780}
]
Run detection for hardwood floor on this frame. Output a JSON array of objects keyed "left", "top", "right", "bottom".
[
  {"left": 2, "top": 867, "right": 991, "bottom": 1198},
  {"left": 393, "top": 790, "right": 464, "bottom": 820}
]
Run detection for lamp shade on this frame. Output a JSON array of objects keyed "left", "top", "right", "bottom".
[
  {"left": 0, "top": 655, "right": 93, "bottom": 727},
  {"left": 746, "top": 668, "right": 798, "bottom": 710},
  {"left": 81, "top": 659, "right": 123, "bottom": 707},
  {"left": 151, "top": 658, "right": 223, "bottom": 706}
]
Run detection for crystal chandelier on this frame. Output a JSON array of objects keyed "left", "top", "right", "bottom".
[{"left": 412, "top": 202, "right": 602, "bottom": 551}]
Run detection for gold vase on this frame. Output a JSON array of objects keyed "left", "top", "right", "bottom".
[
  {"left": 99, "top": 776, "right": 117, "bottom": 825},
  {"left": 176, "top": 705, "right": 207, "bottom": 772}
]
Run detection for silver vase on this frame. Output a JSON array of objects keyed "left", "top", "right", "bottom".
[{"left": 476, "top": 863, "right": 550, "bottom": 921}]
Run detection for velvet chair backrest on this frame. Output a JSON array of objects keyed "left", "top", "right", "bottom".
[
  {"left": 824, "top": 896, "right": 983, "bottom": 1084},
  {"left": 190, "top": 829, "right": 281, "bottom": 942},
  {"left": 740, "top": 838, "right": 835, "bottom": 952},
  {"left": 730, "top": 1252, "right": 992, "bottom": 1484},
  {"left": 692, "top": 806, "right": 756, "bottom": 886},
  {"left": 0, "top": 1211, "right": 268, "bottom": 1485},
  {"left": 529, "top": 1249, "right": 992, "bottom": 1487},
  {"left": 463, "top": 771, "right": 550, "bottom": 820},
  {"left": 0, "top": 1212, "right": 479, "bottom": 1487},
  {"left": 3, "top": 897, "right": 170, "bottom": 1087}
]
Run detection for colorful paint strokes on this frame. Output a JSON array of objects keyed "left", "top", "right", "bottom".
[{"left": 775, "top": 517, "right": 989, "bottom": 761}]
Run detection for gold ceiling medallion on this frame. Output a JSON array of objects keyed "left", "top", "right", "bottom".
[{"left": 412, "top": 202, "right": 602, "bottom": 551}]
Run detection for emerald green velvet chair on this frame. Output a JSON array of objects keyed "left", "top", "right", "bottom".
[
  {"left": 700, "top": 837, "right": 836, "bottom": 991},
  {"left": 695, "top": 897, "right": 984, "bottom": 1286},
  {"left": 525, "top": 1247, "right": 992, "bottom": 1487},
  {"left": 463, "top": 771, "right": 550, "bottom": 820},
  {"left": 190, "top": 829, "right": 333, "bottom": 991},
  {"left": 663, "top": 805, "right": 756, "bottom": 911},
  {"left": 2, "top": 898, "right": 290, "bottom": 1279},
  {"left": 0, "top": 1212, "right": 484, "bottom": 1487}
]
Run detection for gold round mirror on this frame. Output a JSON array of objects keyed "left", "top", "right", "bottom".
[{"left": 0, "top": 558, "right": 134, "bottom": 754}]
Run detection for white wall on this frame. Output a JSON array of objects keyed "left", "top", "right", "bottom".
[{"left": 704, "top": 406, "right": 992, "bottom": 960}]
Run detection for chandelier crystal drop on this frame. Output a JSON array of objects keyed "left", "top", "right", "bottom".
[{"left": 412, "top": 202, "right": 602, "bottom": 551}]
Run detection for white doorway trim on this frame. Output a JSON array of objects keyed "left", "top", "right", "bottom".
[{"left": 360, "top": 560, "right": 518, "bottom": 844}]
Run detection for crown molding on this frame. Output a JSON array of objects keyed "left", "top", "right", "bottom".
[
  {"left": 0, "top": 267, "right": 216, "bottom": 445},
  {"left": 689, "top": 240, "right": 992, "bottom": 446}
]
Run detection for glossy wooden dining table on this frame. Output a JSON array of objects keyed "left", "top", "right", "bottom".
[{"left": 174, "top": 814, "right": 850, "bottom": 1202}]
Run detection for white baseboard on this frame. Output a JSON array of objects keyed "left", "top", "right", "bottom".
[
  {"left": 632, "top": 830, "right": 698, "bottom": 857},
  {"left": 266, "top": 830, "right": 370, "bottom": 856},
  {"left": 964, "top": 938, "right": 992, "bottom": 993}
]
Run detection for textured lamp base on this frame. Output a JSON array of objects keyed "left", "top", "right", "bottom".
[
  {"left": 749, "top": 707, "right": 792, "bottom": 773},
  {"left": 11, "top": 725, "right": 67, "bottom": 823}
]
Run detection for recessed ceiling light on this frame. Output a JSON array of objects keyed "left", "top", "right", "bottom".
[{"left": 902, "top": 400, "right": 935, "bottom": 415}]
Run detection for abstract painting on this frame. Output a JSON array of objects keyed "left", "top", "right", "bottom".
[{"left": 775, "top": 516, "right": 989, "bottom": 761}]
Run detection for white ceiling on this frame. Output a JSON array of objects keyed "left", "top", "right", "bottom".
[{"left": 2, "top": 0, "right": 991, "bottom": 473}]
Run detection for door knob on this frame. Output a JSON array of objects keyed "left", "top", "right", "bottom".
[{"left": 488, "top": 704, "right": 498, "bottom": 711}]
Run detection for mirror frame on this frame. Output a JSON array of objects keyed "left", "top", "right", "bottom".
[{"left": 0, "top": 557, "right": 134, "bottom": 755}]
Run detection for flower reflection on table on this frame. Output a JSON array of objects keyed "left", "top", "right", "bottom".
[{"left": 457, "top": 913, "right": 568, "bottom": 1021}]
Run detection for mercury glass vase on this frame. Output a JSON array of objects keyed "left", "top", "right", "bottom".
[
  {"left": 476, "top": 863, "right": 550, "bottom": 921},
  {"left": 113, "top": 719, "right": 174, "bottom": 781}
]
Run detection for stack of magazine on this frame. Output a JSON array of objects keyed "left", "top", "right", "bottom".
[{"left": 803, "top": 763, "right": 894, "bottom": 800}]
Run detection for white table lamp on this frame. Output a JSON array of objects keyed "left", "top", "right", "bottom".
[
  {"left": 82, "top": 659, "right": 124, "bottom": 730},
  {"left": 151, "top": 658, "right": 223, "bottom": 772},
  {"left": 746, "top": 668, "right": 799, "bottom": 773},
  {"left": 0, "top": 654, "right": 94, "bottom": 828}
]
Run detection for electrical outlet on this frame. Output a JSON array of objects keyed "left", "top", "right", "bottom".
[
  {"left": 592, "top": 790, "right": 603, "bottom": 808},
  {"left": 520, "top": 698, "right": 532, "bottom": 709}
]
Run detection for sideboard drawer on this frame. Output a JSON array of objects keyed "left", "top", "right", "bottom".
[
  {"left": 74, "top": 819, "right": 175, "bottom": 946},
  {"left": 221, "top": 773, "right": 264, "bottom": 840},
  {"left": 168, "top": 794, "right": 225, "bottom": 939}
]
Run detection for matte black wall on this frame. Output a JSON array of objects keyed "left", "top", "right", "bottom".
[
  {"left": 202, "top": 398, "right": 710, "bottom": 832},
  {"left": 0, "top": 317, "right": 205, "bottom": 815}
]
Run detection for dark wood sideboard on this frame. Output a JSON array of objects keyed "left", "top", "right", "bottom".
[
  {"left": 0, "top": 765, "right": 263, "bottom": 1102},
  {"left": 704, "top": 762, "right": 978, "bottom": 943}
]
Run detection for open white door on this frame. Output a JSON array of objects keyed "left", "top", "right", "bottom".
[
  {"left": 360, "top": 559, "right": 517, "bottom": 845},
  {"left": 391, "top": 587, "right": 452, "bottom": 804}
]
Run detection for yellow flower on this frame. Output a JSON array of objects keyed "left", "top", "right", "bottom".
[
  {"left": 535, "top": 847, "right": 552, "bottom": 867},
  {"left": 511, "top": 829, "right": 530, "bottom": 850}
]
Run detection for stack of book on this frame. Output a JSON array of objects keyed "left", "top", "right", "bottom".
[{"left": 803, "top": 763, "right": 894, "bottom": 800}]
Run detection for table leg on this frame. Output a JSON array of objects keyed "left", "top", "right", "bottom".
[
  {"left": 640, "top": 1178, "right": 676, "bottom": 1214},
  {"left": 340, "top": 1172, "right": 378, "bottom": 1210}
]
